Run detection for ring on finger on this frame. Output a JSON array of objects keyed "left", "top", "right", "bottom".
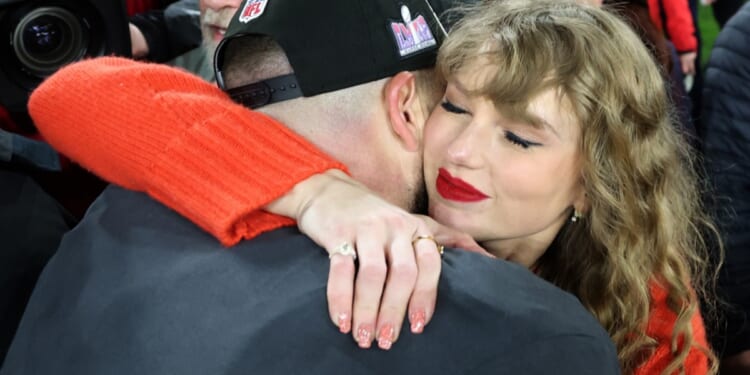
[
  {"left": 329, "top": 242, "right": 357, "bottom": 260},
  {"left": 412, "top": 235, "right": 445, "bottom": 256}
]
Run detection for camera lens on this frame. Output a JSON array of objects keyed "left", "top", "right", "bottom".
[
  {"left": 12, "top": 7, "right": 88, "bottom": 77},
  {"left": 23, "top": 15, "right": 65, "bottom": 55}
]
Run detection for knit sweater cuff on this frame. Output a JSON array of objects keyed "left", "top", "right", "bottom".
[{"left": 147, "top": 102, "right": 347, "bottom": 246}]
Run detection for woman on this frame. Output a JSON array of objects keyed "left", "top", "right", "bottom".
[
  {"left": 422, "top": 2, "right": 718, "bottom": 373},
  {"left": 29, "top": 0, "right": 718, "bottom": 373}
]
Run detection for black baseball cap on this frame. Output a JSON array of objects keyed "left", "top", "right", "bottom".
[{"left": 214, "top": 0, "right": 448, "bottom": 109}]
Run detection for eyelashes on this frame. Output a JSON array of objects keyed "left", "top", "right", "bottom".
[
  {"left": 441, "top": 99, "right": 542, "bottom": 149},
  {"left": 504, "top": 131, "right": 541, "bottom": 149},
  {"left": 440, "top": 100, "right": 468, "bottom": 114}
]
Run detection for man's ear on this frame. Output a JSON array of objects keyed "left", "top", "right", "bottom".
[{"left": 385, "top": 71, "right": 423, "bottom": 152}]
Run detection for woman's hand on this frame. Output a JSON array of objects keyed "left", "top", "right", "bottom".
[
  {"left": 679, "top": 51, "right": 697, "bottom": 76},
  {"left": 266, "top": 169, "right": 487, "bottom": 349}
]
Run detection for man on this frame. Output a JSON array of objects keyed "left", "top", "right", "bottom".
[
  {"left": 170, "top": 0, "right": 241, "bottom": 80},
  {"left": 130, "top": 0, "right": 241, "bottom": 80},
  {"left": 2, "top": 0, "right": 620, "bottom": 373}
]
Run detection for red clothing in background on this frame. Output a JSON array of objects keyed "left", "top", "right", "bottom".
[
  {"left": 126, "top": 0, "right": 160, "bottom": 16},
  {"left": 648, "top": 0, "right": 698, "bottom": 53},
  {"left": 0, "top": 106, "right": 14, "bottom": 131}
]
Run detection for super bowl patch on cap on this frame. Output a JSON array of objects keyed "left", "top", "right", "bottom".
[
  {"left": 217, "top": 0, "right": 447, "bottom": 103},
  {"left": 239, "top": 0, "right": 269, "bottom": 23},
  {"left": 389, "top": 4, "right": 437, "bottom": 57}
]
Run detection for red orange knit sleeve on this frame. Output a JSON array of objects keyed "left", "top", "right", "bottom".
[
  {"left": 28, "top": 56, "right": 347, "bottom": 246},
  {"left": 635, "top": 282, "right": 710, "bottom": 374}
]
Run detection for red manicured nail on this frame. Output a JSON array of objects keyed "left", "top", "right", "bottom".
[
  {"left": 377, "top": 324, "right": 394, "bottom": 350},
  {"left": 410, "top": 310, "right": 426, "bottom": 333},
  {"left": 338, "top": 313, "right": 351, "bottom": 334},
  {"left": 357, "top": 324, "right": 373, "bottom": 348}
]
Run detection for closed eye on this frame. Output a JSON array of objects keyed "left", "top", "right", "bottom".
[
  {"left": 440, "top": 100, "right": 469, "bottom": 115},
  {"left": 505, "top": 131, "right": 542, "bottom": 149}
]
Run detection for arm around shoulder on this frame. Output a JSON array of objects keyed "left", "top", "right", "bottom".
[{"left": 29, "top": 57, "right": 346, "bottom": 246}]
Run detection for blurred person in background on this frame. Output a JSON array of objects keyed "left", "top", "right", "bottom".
[
  {"left": 703, "top": 0, "right": 746, "bottom": 27},
  {"left": 130, "top": 0, "right": 241, "bottom": 81},
  {"left": 605, "top": 0, "right": 672, "bottom": 74},
  {"left": 128, "top": 0, "right": 196, "bottom": 62},
  {"left": 647, "top": 0, "right": 700, "bottom": 142},
  {"left": 700, "top": 3, "right": 750, "bottom": 375},
  {"left": 648, "top": 0, "right": 698, "bottom": 76},
  {"left": 603, "top": 0, "right": 700, "bottom": 146}
]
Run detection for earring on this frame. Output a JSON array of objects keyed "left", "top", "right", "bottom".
[{"left": 571, "top": 209, "right": 584, "bottom": 223}]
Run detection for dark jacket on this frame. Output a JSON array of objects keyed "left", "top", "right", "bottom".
[
  {"left": 1, "top": 187, "right": 620, "bottom": 374},
  {"left": 0, "top": 129, "right": 77, "bottom": 365},
  {"left": 0, "top": 170, "right": 75, "bottom": 366},
  {"left": 700, "top": 2, "right": 750, "bottom": 357}
]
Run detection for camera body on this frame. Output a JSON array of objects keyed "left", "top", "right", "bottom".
[{"left": 0, "top": 0, "right": 131, "bottom": 114}]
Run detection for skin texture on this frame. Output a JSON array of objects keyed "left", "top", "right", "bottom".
[
  {"left": 129, "top": 23, "right": 149, "bottom": 58},
  {"left": 199, "top": 0, "right": 241, "bottom": 55},
  {"left": 130, "top": 0, "right": 239, "bottom": 58},
  {"left": 424, "top": 67, "right": 586, "bottom": 267}
]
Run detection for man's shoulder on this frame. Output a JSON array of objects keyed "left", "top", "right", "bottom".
[
  {"left": 438, "top": 249, "right": 613, "bottom": 344},
  {"left": 96, "top": 185, "right": 608, "bottom": 343},
  {"left": 5, "top": 187, "right": 619, "bottom": 374},
  {"left": 49, "top": 186, "right": 329, "bottom": 315},
  {"left": 87, "top": 185, "right": 319, "bottom": 252}
]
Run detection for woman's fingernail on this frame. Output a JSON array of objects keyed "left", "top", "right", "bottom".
[
  {"left": 337, "top": 313, "right": 351, "bottom": 334},
  {"left": 357, "top": 324, "right": 373, "bottom": 348},
  {"left": 377, "top": 324, "right": 394, "bottom": 350},
  {"left": 410, "top": 310, "right": 426, "bottom": 333}
]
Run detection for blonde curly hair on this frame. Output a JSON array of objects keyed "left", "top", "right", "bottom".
[{"left": 437, "top": 1, "right": 720, "bottom": 373}]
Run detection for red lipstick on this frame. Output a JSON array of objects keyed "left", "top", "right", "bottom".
[{"left": 435, "top": 168, "right": 489, "bottom": 202}]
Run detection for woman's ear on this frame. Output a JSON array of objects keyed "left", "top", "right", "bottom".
[
  {"left": 573, "top": 189, "right": 589, "bottom": 216},
  {"left": 384, "top": 71, "right": 423, "bottom": 152}
]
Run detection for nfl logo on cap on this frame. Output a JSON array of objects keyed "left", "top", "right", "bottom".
[{"left": 239, "top": 0, "right": 269, "bottom": 23}]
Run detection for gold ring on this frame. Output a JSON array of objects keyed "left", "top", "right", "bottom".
[
  {"left": 412, "top": 235, "right": 444, "bottom": 256},
  {"left": 329, "top": 242, "right": 357, "bottom": 260}
]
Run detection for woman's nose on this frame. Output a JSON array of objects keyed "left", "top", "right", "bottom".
[{"left": 445, "top": 122, "right": 487, "bottom": 169}]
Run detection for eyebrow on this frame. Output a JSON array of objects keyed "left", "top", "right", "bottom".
[
  {"left": 451, "top": 78, "right": 470, "bottom": 95},
  {"left": 450, "top": 78, "right": 564, "bottom": 140},
  {"left": 499, "top": 102, "right": 565, "bottom": 141},
  {"left": 531, "top": 116, "right": 561, "bottom": 140}
]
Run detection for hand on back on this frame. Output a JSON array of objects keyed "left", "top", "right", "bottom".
[{"left": 266, "top": 169, "right": 488, "bottom": 349}]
